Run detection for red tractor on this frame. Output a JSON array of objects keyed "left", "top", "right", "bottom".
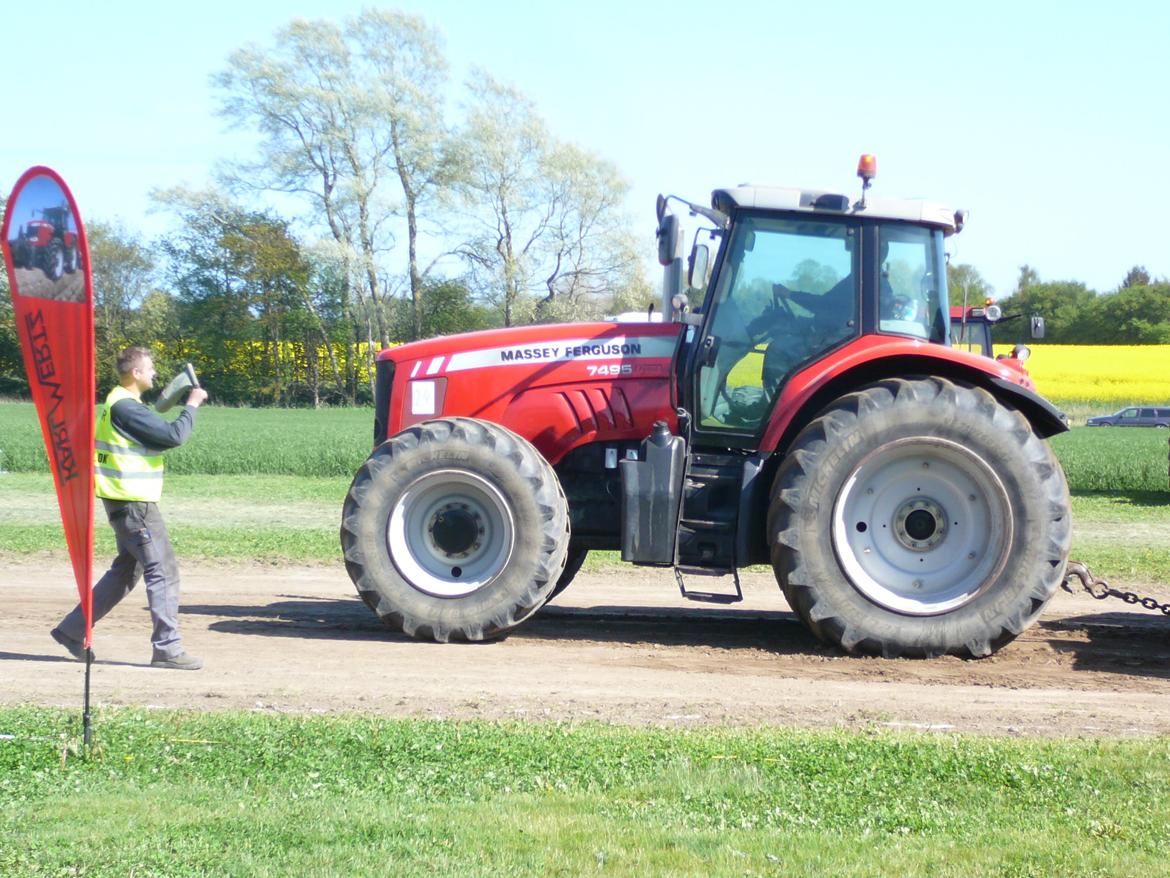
[
  {"left": 342, "top": 157, "right": 1071, "bottom": 657},
  {"left": 8, "top": 204, "right": 81, "bottom": 281},
  {"left": 950, "top": 302, "right": 1046, "bottom": 389}
]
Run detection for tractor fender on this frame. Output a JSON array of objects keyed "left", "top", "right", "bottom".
[
  {"left": 737, "top": 343, "right": 1069, "bottom": 566},
  {"left": 760, "top": 340, "right": 1068, "bottom": 458}
]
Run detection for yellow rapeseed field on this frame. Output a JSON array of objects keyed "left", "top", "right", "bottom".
[{"left": 995, "top": 344, "right": 1170, "bottom": 405}]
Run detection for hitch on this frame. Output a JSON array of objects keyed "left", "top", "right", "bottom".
[{"left": 1061, "top": 560, "right": 1170, "bottom": 616}]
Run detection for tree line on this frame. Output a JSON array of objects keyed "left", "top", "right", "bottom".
[
  {"left": 948, "top": 263, "right": 1170, "bottom": 345},
  {"left": 1, "top": 10, "right": 652, "bottom": 406},
  {"left": 2, "top": 10, "right": 1168, "bottom": 405}
]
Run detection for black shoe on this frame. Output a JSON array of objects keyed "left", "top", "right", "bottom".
[
  {"left": 151, "top": 652, "right": 203, "bottom": 671},
  {"left": 51, "top": 628, "right": 91, "bottom": 662}
]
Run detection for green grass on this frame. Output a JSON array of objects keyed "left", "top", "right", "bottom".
[
  {"left": 0, "top": 401, "right": 373, "bottom": 477},
  {"left": 1049, "top": 426, "right": 1170, "bottom": 493},
  {"left": 0, "top": 473, "right": 344, "bottom": 562},
  {"left": 1, "top": 707, "right": 1168, "bottom": 877}
]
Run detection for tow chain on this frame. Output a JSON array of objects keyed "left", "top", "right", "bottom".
[{"left": 1061, "top": 560, "right": 1170, "bottom": 616}]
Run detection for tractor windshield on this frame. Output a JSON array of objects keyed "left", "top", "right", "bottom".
[{"left": 877, "top": 224, "right": 948, "bottom": 343}]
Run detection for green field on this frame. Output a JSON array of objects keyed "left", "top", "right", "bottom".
[
  {"left": 1, "top": 707, "right": 1168, "bottom": 877},
  {"left": 2, "top": 401, "right": 1169, "bottom": 581}
]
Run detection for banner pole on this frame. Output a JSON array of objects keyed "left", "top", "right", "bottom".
[{"left": 83, "top": 648, "right": 93, "bottom": 748}]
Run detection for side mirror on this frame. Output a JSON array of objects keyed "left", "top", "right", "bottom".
[
  {"left": 688, "top": 243, "right": 710, "bottom": 290},
  {"left": 656, "top": 213, "right": 680, "bottom": 267},
  {"left": 655, "top": 193, "right": 667, "bottom": 223},
  {"left": 1030, "top": 315, "right": 1045, "bottom": 340}
]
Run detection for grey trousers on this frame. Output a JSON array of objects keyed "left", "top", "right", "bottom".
[{"left": 58, "top": 499, "right": 183, "bottom": 659}]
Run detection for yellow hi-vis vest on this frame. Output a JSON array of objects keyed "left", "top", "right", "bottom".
[{"left": 94, "top": 385, "right": 165, "bottom": 502}]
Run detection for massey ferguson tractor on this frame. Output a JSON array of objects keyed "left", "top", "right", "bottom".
[
  {"left": 8, "top": 204, "right": 81, "bottom": 281},
  {"left": 341, "top": 156, "right": 1072, "bottom": 658}
]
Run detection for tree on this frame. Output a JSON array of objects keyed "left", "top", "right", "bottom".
[
  {"left": 1013, "top": 264, "right": 1040, "bottom": 296},
  {"left": 214, "top": 11, "right": 458, "bottom": 354},
  {"left": 1081, "top": 282, "right": 1170, "bottom": 343},
  {"left": 1122, "top": 265, "right": 1151, "bottom": 288},
  {"left": 456, "top": 71, "right": 643, "bottom": 326},
  {"left": 157, "top": 188, "right": 332, "bottom": 405},
  {"left": 946, "top": 262, "right": 993, "bottom": 308},
  {"left": 87, "top": 221, "right": 157, "bottom": 387},
  {"left": 993, "top": 273, "right": 1097, "bottom": 344},
  {"left": 0, "top": 194, "right": 30, "bottom": 397}
]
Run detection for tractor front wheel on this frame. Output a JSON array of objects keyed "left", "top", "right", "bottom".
[
  {"left": 43, "top": 242, "right": 65, "bottom": 281},
  {"left": 767, "top": 377, "right": 1071, "bottom": 657},
  {"left": 341, "top": 417, "right": 570, "bottom": 642}
]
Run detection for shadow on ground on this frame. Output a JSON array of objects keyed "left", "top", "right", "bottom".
[
  {"left": 186, "top": 595, "right": 829, "bottom": 655},
  {"left": 1041, "top": 612, "right": 1170, "bottom": 681}
]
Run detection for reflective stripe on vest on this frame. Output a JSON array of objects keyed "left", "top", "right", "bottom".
[{"left": 94, "top": 385, "right": 165, "bottom": 502}]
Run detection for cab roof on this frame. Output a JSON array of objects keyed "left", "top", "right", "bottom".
[{"left": 711, "top": 185, "right": 962, "bottom": 235}]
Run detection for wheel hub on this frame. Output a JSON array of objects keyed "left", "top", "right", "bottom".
[
  {"left": 832, "top": 437, "right": 1013, "bottom": 616},
  {"left": 429, "top": 504, "right": 482, "bottom": 558},
  {"left": 387, "top": 469, "right": 515, "bottom": 598},
  {"left": 893, "top": 498, "right": 947, "bottom": 551}
]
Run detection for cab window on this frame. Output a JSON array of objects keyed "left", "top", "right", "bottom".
[{"left": 878, "top": 226, "right": 948, "bottom": 342}]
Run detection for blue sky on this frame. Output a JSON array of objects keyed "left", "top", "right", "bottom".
[{"left": 2, "top": 1, "right": 1166, "bottom": 298}]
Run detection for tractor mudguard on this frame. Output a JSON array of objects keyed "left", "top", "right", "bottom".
[{"left": 986, "top": 376, "right": 1068, "bottom": 438}]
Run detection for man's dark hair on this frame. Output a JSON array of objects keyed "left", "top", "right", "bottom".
[{"left": 116, "top": 346, "right": 152, "bottom": 378}]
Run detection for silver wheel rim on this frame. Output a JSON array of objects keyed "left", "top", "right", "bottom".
[
  {"left": 831, "top": 437, "right": 1013, "bottom": 615},
  {"left": 387, "top": 469, "right": 515, "bottom": 598}
]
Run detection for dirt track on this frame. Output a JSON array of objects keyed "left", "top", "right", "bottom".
[{"left": 3, "top": 560, "right": 1170, "bottom": 736}]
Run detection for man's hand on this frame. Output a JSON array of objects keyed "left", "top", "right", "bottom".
[{"left": 187, "top": 387, "right": 209, "bottom": 408}]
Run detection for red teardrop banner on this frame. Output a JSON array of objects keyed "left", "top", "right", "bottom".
[{"left": 2, "top": 166, "right": 95, "bottom": 647}]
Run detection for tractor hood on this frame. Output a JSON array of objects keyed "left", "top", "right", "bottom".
[
  {"left": 378, "top": 321, "right": 680, "bottom": 369},
  {"left": 376, "top": 321, "right": 685, "bottom": 465}
]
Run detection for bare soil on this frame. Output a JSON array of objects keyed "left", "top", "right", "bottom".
[
  {"left": 11, "top": 265, "right": 85, "bottom": 302},
  {"left": 4, "top": 560, "right": 1170, "bottom": 736}
]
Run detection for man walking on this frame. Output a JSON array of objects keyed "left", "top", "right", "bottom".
[{"left": 51, "top": 346, "right": 207, "bottom": 670}]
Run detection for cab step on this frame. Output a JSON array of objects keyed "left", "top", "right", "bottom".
[{"left": 674, "top": 566, "right": 743, "bottom": 604}]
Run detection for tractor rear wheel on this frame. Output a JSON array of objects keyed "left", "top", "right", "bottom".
[
  {"left": 767, "top": 377, "right": 1071, "bottom": 658},
  {"left": 341, "top": 417, "right": 570, "bottom": 642}
]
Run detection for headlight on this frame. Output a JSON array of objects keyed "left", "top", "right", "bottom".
[{"left": 1011, "top": 344, "right": 1031, "bottom": 362}]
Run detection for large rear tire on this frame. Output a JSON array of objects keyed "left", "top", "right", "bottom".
[
  {"left": 341, "top": 417, "right": 570, "bottom": 641},
  {"left": 767, "top": 377, "right": 1071, "bottom": 658}
]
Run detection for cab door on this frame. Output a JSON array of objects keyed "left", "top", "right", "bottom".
[{"left": 686, "top": 211, "right": 862, "bottom": 449}]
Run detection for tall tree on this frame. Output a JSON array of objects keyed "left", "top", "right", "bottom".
[
  {"left": 1122, "top": 265, "right": 1151, "bottom": 288},
  {"left": 353, "top": 10, "right": 461, "bottom": 339},
  {"left": 213, "top": 11, "right": 456, "bottom": 352},
  {"left": 456, "top": 71, "right": 642, "bottom": 326},
  {"left": 87, "top": 221, "right": 156, "bottom": 387}
]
